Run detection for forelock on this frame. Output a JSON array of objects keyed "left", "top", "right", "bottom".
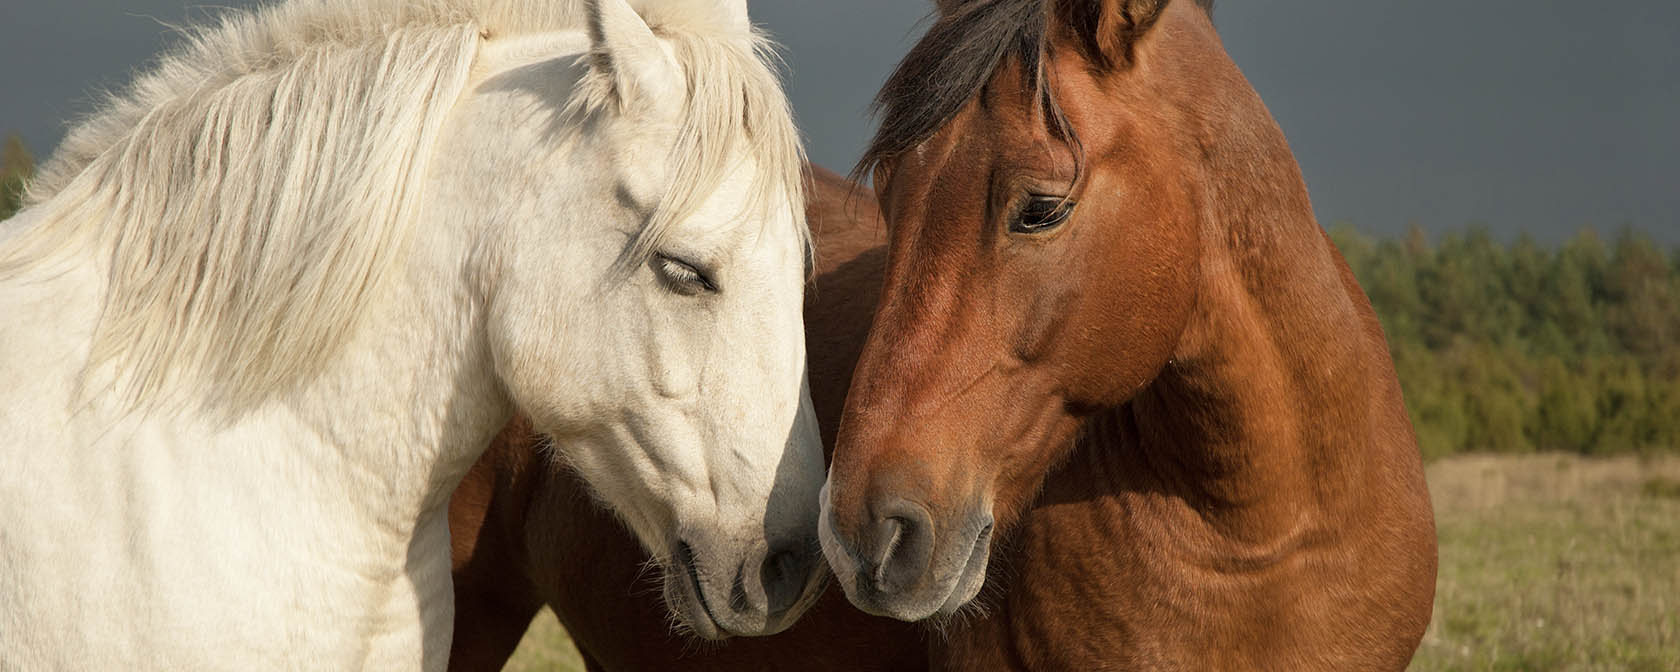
[
  {"left": 853, "top": 0, "right": 1214, "bottom": 181},
  {"left": 855, "top": 0, "right": 1047, "bottom": 181}
]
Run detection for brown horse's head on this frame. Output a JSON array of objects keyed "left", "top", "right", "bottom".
[{"left": 820, "top": 0, "right": 1219, "bottom": 620}]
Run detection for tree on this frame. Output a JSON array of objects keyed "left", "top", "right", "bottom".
[
  {"left": 1326, "top": 223, "right": 1679, "bottom": 458},
  {"left": 1603, "top": 229, "right": 1677, "bottom": 364},
  {"left": 1, "top": 134, "right": 34, "bottom": 220}
]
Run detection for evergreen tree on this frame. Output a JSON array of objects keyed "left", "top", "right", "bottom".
[
  {"left": 1331, "top": 224, "right": 1678, "bottom": 458},
  {"left": 1, "top": 134, "right": 34, "bottom": 220}
]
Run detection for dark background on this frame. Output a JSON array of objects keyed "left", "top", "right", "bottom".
[{"left": 1, "top": 0, "right": 1675, "bottom": 241}]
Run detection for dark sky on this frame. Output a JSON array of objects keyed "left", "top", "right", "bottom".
[{"left": 2, "top": 1, "right": 1674, "bottom": 242}]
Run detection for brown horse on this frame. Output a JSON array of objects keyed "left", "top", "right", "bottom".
[
  {"left": 818, "top": 0, "right": 1436, "bottom": 669},
  {"left": 447, "top": 166, "right": 924, "bottom": 671}
]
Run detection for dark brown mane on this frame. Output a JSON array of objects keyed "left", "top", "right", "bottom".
[
  {"left": 855, "top": 0, "right": 1047, "bottom": 181},
  {"left": 855, "top": 0, "right": 1213, "bottom": 180}
]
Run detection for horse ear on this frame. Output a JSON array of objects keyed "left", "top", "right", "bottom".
[
  {"left": 631, "top": 0, "right": 751, "bottom": 37},
  {"left": 586, "top": 0, "right": 681, "bottom": 109},
  {"left": 1057, "top": 0, "right": 1171, "bottom": 67},
  {"left": 701, "top": 0, "right": 751, "bottom": 33}
]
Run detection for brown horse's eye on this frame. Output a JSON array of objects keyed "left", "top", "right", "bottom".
[{"left": 1010, "top": 196, "right": 1074, "bottom": 234}]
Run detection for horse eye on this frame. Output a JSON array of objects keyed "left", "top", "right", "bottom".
[
  {"left": 1010, "top": 196, "right": 1074, "bottom": 234},
  {"left": 653, "top": 255, "right": 718, "bottom": 295}
]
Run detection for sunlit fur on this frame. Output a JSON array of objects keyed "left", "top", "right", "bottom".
[
  {"left": 820, "top": 1, "right": 1434, "bottom": 668},
  {"left": 0, "top": 0, "right": 821, "bottom": 668},
  {"left": 7, "top": 0, "right": 806, "bottom": 415}
]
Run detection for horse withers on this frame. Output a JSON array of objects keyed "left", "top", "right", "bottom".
[
  {"left": 819, "top": 0, "right": 1437, "bottom": 669},
  {"left": 0, "top": 0, "right": 823, "bottom": 668}
]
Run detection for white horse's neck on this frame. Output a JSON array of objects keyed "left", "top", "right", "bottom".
[
  {"left": 0, "top": 211, "right": 508, "bottom": 670},
  {"left": 3, "top": 0, "right": 821, "bottom": 659}
]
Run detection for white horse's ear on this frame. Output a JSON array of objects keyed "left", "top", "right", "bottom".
[
  {"left": 640, "top": 0, "right": 751, "bottom": 35},
  {"left": 587, "top": 0, "right": 681, "bottom": 109},
  {"left": 705, "top": 0, "right": 751, "bottom": 33}
]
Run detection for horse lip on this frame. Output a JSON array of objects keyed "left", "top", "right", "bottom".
[{"left": 936, "top": 520, "right": 994, "bottom": 617}]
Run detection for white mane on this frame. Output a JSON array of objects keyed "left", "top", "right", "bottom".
[{"left": 1, "top": 0, "right": 806, "bottom": 416}]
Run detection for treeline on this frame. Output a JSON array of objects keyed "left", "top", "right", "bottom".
[
  {"left": 2, "top": 135, "right": 1674, "bottom": 457},
  {"left": 0, "top": 135, "right": 31, "bottom": 220},
  {"left": 1333, "top": 225, "right": 1680, "bottom": 459}
]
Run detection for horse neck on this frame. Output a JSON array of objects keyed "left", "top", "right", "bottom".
[
  {"left": 0, "top": 215, "right": 508, "bottom": 666},
  {"left": 282, "top": 222, "right": 511, "bottom": 517},
  {"left": 1078, "top": 76, "right": 1408, "bottom": 550}
]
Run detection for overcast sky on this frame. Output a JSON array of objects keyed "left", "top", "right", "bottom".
[{"left": 1, "top": 1, "right": 1674, "bottom": 242}]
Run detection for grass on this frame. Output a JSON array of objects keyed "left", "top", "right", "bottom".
[
  {"left": 1413, "top": 454, "right": 1680, "bottom": 671},
  {"left": 502, "top": 454, "right": 1680, "bottom": 670},
  {"left": 503, "top": 608, "right": 586, "bottom": 672}
]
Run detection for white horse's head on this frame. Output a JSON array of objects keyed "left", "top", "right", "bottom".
[
  {"left": 438, "top": 0, "right": 825, "bottom": 637},
  {"left": 2, "top": 0, "right": 824, "bottom": 643}
]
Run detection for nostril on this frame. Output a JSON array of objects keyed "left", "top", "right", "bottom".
[
  {"left": 868, "top": 517, "right": 906, "bottom": 585},
  {"left": 763, "top": 548, "right": 799, "bottom": 586},
  {"left": 674, "top": 539, "right": 725, "bottom": 626},
  {"left": 863, "top": 500, "right": 935, "bottom": 595},
  {"left": 675, "top": 540, "right": 707, "bottom": 606},
  {"left": 759, "top": 545, "right": 812, "bottom": 615},
  {"left": 675, "top": 540, "right": 698, "bottom": 573}
]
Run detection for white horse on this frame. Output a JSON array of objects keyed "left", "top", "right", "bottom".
[{"left": 0, "top": 0, "right": 826, "bottom": 668}]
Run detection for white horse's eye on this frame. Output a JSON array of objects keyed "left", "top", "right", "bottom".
[{"left": 654, "top": 254, "right": 719, "bottom": 295}]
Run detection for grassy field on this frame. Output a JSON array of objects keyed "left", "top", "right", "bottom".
[
  {"left": 503, "top": 454, "right": 1680, "bottom": 671},
  {"left": 504, "top": 609, "right": 585, "bottom": 672},
  {"left": 1413, "top": 454, "right": 1680, "bottom": 670}
]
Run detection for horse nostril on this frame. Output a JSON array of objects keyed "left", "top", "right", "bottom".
[
  {"left": 675, "top": 540, "right": 698, "bottom": 572},
  {"left": 675, "top": 540, "right": 706, "bottom": 600},
  {"left": 759, "top": 544, "right": 814, "bottom": 616},
  {"left": 867, "top": 517, "right": 905, "bottom": 583},
  {"left": 863, "top": 500, "right": 935, "bottom": 594}
]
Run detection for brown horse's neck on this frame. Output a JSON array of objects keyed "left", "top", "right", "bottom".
[{"left": 1081, "top": 62, "right": 1406, "bottom": 555}]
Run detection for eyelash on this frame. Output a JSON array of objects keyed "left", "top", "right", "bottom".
[
  {"left": 655, "top": 255, "right": 718, "bottom": 294},
  {"left": 1010, "top": 195, "right": 1074, "bottom": 234}
]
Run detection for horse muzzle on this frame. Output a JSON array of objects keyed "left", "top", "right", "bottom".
[
  {"left": 665, "top": 536, "right": 828, "bottom": 638},
  {"left": 819, "top": 482, "right": 994, "bottom": 622}
]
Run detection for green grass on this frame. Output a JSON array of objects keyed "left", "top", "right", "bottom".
[
  {"left": 503, "top": 454, "right": 1680, "bottom": 670},
  {"left": 1412, "top": 454, "right": 1680, "bottom": 671},
  {"left": 503, "top": 608, "right": 586, "bottom": 672},
  {"left": 1642, "top": 476, "right": 1680, "bottom": 501}
]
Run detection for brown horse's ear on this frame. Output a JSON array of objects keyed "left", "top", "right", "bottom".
[{"left": 1056, "top": 0, "right": 1171, "bottom": 67}]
